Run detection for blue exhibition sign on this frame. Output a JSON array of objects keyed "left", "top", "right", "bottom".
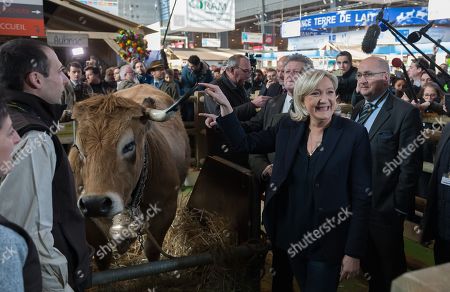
[{"left": 283, "top": 7, "right": 450, "bottom": 33}]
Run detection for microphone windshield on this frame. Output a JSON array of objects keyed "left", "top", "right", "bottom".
[
  {"left": 391, "top": 58, "right": 403, "bottom": 68},
  {"left": 362, "top": 24, "right": 381, "bottom": 54},
  {"left": 407, "top": 31, "right": 421, "bottom": 43}
]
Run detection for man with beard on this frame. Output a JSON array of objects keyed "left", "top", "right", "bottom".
[{"left": 133, "top": 61, "right": 153, "bottom": 85}]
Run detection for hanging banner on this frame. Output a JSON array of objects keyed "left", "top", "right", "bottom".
[
  {"left": 169, "top": 0, "right": 235, "bottom": 33},
  {"left": 281, "top": 6, "right": 450, "bottom": 37},
  {"left": 0, "top": 0, "right": 45, "bottom": 37}
]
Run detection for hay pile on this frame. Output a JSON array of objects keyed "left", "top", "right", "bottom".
[
  {"left": 163, "top": 207, "right": 237, "bottom": 258},
  {"left": 88, "top": 206, "right": 255, "bottom": 292},
  {"left": 162, "top": 207, "right": 251, "bottom": 291}
]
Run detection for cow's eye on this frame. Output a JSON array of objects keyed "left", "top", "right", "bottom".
[{"left": 122, "top": 141, "right": 136, "bottom": 154}]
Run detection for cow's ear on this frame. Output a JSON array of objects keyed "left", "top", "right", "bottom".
[{"left": 142, "top": 97, "right": 156, "bottom": 108}]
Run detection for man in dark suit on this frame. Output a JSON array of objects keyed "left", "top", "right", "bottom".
[
  {"left": 421, "top": 122, "right": 450, "bottom": 264},
  {"left": 351, "top": 57, "right": 422, "bottom": 292},
  {"left": 244, "top": 53, "right": 314, "bottom": 292},
  {"left": 204, "top": 54, "right": 271, "bottom": 166}
]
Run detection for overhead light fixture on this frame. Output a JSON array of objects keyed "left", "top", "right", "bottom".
[{"left": 72, "top": 47, "right": 84, "bottom": 56}]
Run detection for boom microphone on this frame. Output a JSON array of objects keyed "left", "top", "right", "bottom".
[
  {"left": 362, "top": 24, "right": 381, "bottom": 54},
  {"left": 361, "top": 7, "right": 385, "bottom": 54},
  {"left": 407, "top": 20, "right": 435, "bottom": 43}
]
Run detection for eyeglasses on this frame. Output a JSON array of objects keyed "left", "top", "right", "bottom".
[
  {"left": 237, "top": 67, "right": 251, "bottom": 74},
  {"left": 424, "top": 93, "right": 437, "bottom": 97},
  {"left": 356, "top": 72, "right": 386, "bottom": 80}
]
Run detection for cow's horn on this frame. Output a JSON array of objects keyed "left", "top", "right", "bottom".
[
  {"left": 144, "top": 108, "right": 175, "bottom": 122},
  {"left": 143, "top": 84, "right": 199, "bottom": 122}
]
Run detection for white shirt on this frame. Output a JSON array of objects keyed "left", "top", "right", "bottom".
[
  {"left": 0, "top": 131, "right": 73, "bottom": 292},
  {"left": 282, "top": 93, "right": 293, "bottom": 113}
]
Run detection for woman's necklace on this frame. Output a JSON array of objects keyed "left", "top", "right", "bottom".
[
  {"left": 307, "top": 128, "right": 323, "bottom": 157},
  {"left": 307, "top": 140, "right": 322, "bottom": 156}
]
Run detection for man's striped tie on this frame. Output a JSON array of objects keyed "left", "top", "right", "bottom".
[{"left": 357, "top": 102, "right": 375, "bottom": 125}]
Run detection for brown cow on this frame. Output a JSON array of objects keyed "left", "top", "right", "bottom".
[{"left": 69, "top": 84, "right": 190, "bottom": 269}]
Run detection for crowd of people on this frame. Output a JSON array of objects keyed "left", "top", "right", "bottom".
[
  {"left": 199, "top": 51, "right": 450, "bottom": 292},
  {"left": 0, "top": 36, "right": 449, "bottom": 292}
]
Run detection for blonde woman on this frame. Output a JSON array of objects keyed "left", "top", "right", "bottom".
[{"left": 199, "top": 69, "right": 372, "bottom": 292}]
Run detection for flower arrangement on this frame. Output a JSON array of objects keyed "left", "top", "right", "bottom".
[{"left": 115, "top": 29, "right": 149, "bottom": 62}]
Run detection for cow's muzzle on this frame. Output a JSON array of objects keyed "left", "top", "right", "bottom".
[{"left": 78, "top": 195, "right": 115, "bottom": 217}]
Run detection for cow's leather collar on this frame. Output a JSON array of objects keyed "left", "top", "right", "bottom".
[{"left": 128, "top": 141, "right": 150, "bottom": 216}]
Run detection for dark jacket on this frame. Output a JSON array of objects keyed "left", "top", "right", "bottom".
[
  {"left": 260, "top": 82, "right": 283, "bottom": 97},
  {"left": 245, "top": 93, "right": 288, "bottom": 182},
  {"left": 181, "top": 61, "right": 213, "bottom": 93},
  {"left": 217, "top": 113, "right": 372, "bottom": 262},
  {"left": 352, "top": 93, "right": 423, "bottom": 216},
  {"left": 160, "top": 81, "right": 180, "bottom": 100},
  {"left": 7, "top": 91, "right": 91, "bottom": 291},
  {"left": 0, "top": 214, "right": 42, "bottom": 292},
  {"left": 204, "top": 73, "right": 258, "bottom": 166},
  {"left": 137, "top": 73, "right": 153, "bottom": 85},
  {"left": 421, "top": 123, "right": 450, "bottom": 243},
  {"left": 337, "top": 66, "right": 358, "bottom": 104},
  {"left": 117, "top": 79, "right": 136, "bottom": 91},
  {"left": 90, "top": 81, "right": 115, "bottom": 95},
  {"left": 205, "top": 73, "right": 256, "bottom": 119}
]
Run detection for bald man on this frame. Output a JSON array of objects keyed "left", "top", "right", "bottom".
[
  {"left": 351, "top": 57, "right": 422, "bottom": 292},
  {"left": 262, "top": 55, "right": 288, "bottom": 97}
]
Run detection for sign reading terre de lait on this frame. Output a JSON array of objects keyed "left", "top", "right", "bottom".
[{"left": 0, "top": 0, "right": 45, "bottom": 37}]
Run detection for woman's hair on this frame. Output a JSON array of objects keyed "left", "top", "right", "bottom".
[
  {"left": 0, "top": 98, "right": 9, "bottom": 129},
  {"left": 419, "top": 81, "right": 444, "bottom": 103},
  {"left": 290, "top": 69, "right": 338, "bottom": 122}
]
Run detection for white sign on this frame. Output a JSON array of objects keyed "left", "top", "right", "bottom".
[
  {"left": 281, "top": 20, "right": 301, "bottom": 38},
  {"left": 47, "top": 33, "right": 89, "bottom": 48},
  {"left": 169, "top": 0, "right": 235, "bottom": 33},
  {"left": 428, "top": 0, "right": 450, "bottom": 21},
  {"left": 202, "top": 38, "right": 221, "bottom": 47},
  {"left": 241, "top": 32, "right": 263, "bottom": 44}
]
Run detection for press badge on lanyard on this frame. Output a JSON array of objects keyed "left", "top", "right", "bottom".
[{"left": 442, "top": 172, "right": 450, "bottom": 187}]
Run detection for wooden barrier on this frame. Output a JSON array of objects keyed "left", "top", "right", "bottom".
[{"left": 184, "top": 91, "right": 207, "bottom": 168}]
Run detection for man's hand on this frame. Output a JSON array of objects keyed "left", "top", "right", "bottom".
[
  {"left": 198, "top": 113, "right": 218, "bottom": 128},
  {"left": 261, "top": 164, "right": 273, "bottom": 179},
  {"left": 340, "top": 255, "right": 360, "bottom": 281},
  {"left": 251, "top": 95, "right": 271, "bottom": 108}
]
